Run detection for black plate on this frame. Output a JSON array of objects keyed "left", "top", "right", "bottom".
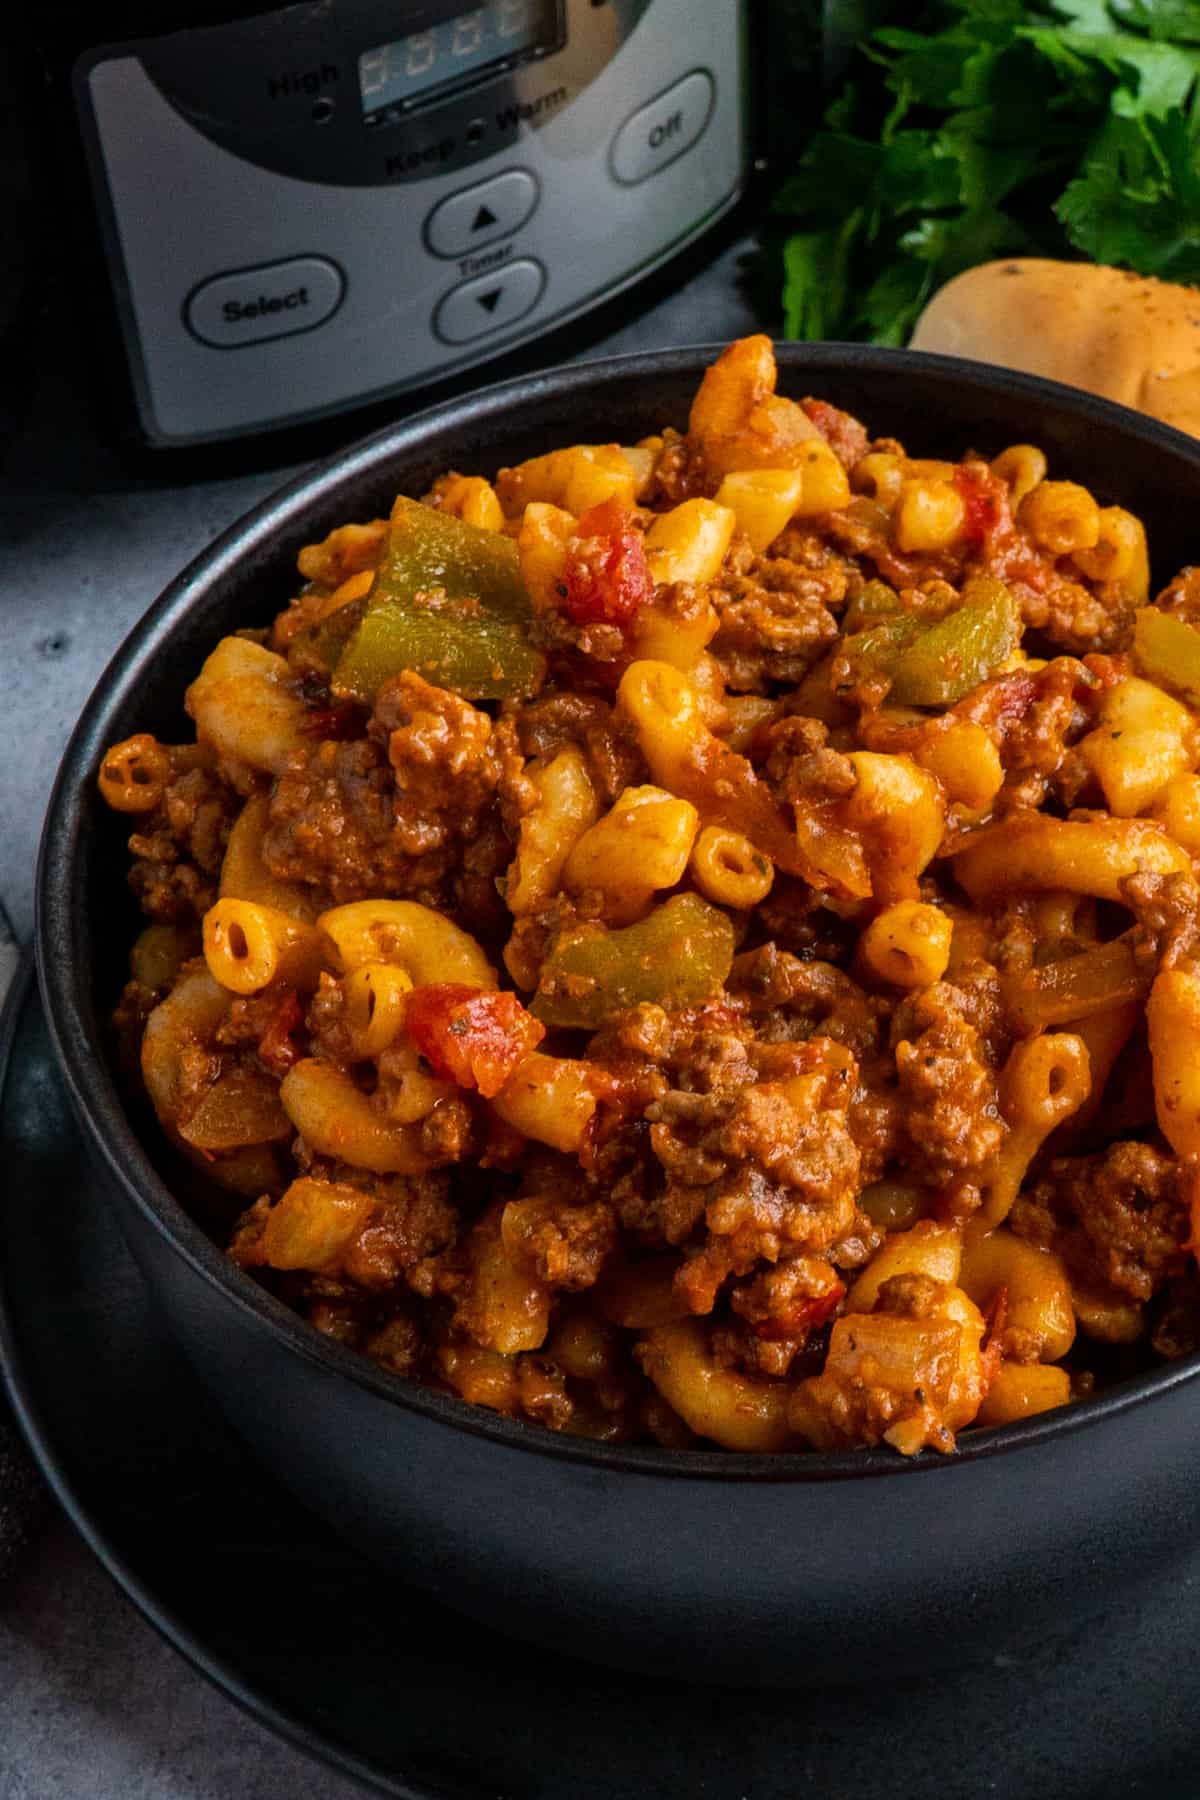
[{"left": 3, "top": 958, "right": 1200, "bottom": 1800}]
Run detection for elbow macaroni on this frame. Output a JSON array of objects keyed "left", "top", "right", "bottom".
[
  {"left": 842, "top": 752, "right": 944, "bottom": 904},
  {"left": 203, "top": 898, "right": 324, "bottom": 995},
  {"left": 980, "top": 1033, "right": 1092, "bottom": 1228},
  {"left": 318, "top": 900, "right": 496, "bottom": 987},
  {"left": 894, "top": 478, "right": 966, "bottom": 553},
  {"left": 563, "top": 785, "right": 699, "bottom": 919},
  {"left": 952, "top": 815, "right": 1190, "bottom": 904},
  {"left": 643, "top": 500, "right": 736, "bottom": 587},
  {"left": 219, "top": 793, "right": 319, "bottom": 921},
  {"left": 496, "top": 443, "right": 637, "bottom": 516},
  {"left": 1148, "top": 967, "right": 1200, "bottom": 1159},
  {"left": 280, "top": 1058, "right": 433, "bottom": 1174},
  {"left": 1078, "top": 676, "right": 1195, "bottom": 817},
  {"left": 858, "top": 900, "right": 952, "bottom": 989},
  {"left": 989, "top": 444, "right": 1046, "bottom": 507},
  {"left": 342, "top": 963, "right": 414, "bottom": 1059},
  {"left": 491, "top": 1052, "right": 598, "bottom": 1153},
  {"left": 185, "top": 635, "right": 311, "bottom": 775},
  {"left": 689, "top": 826, "right": 774, "bottom": 910},
  {"left": 98, "top": 733, "right": 173, "bottom": 813},
  {"left": 1019, "top": 481, "right": 1101, "bottom": 555},
  {"left": 1072, "top": 507, "right": 1148, "bottom": 597},
  {"left": 713, "top": 469, "right": 807, "bottom": 552},
  {"left": 505, "top": 747, "right": 599, "bottom": 917}
]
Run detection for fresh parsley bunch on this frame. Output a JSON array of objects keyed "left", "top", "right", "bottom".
[{"left": 771, "top": 0, "right": 1200, "bottom": 344}]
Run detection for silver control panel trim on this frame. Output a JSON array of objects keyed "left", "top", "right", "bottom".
[
  {"left": 79, "top": 0, "right": 746, "bottom": 444},
  {"left": 610, "top": 69, "right": 715, "bottom": 186},
  {"left": 423, "top": 167, "right": 541, "bottom": 258},
  {"left": 183, "top": 255, "right": 347, "bottom": 348},
  {"left": 433, "top": 256, "right": 547, "bottom": 342}
]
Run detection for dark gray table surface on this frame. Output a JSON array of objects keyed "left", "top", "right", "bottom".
[{"left": 0, "top": 236, "right": 762, "bottom": 1799}]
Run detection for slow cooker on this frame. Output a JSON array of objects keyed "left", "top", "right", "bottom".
[{"left": 20, "top": 0, "right": 752, "bottom": 446}]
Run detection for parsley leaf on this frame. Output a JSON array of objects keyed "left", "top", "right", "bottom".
[
  {"left": 1056, "top": 104, "right": 1200, "bottom": 278},
  {"left": 1109, "top": 0, "right": 1200, "bottom": 43},
  {"left": 782, "top": 219, "right": 861, "bottom": 340},
  {"left": 769, "top": 0, "right": 1200, "bottom": 343}
]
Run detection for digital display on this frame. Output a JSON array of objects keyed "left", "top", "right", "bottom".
[{"left": 359, "top": 1, "right": 561, "bottom": 118}]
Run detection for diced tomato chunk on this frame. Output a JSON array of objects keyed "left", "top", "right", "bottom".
[
  {"left": 405, "top": 984, "right": 545, "bottom": 1098},
  {"left": 954, "top": 464, "right": 1008, "bottom": 548},
  {"left": 560, "top": 498, "right": 652, "bottom": 628}
]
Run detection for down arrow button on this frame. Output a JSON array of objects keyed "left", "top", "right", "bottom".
[{"left": 434, "top": 258, "right": 546, "bottom": 344}]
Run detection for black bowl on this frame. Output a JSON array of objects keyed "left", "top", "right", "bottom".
[{"left": 35, "top": 344, "right": 1200, "bottom": 1686}]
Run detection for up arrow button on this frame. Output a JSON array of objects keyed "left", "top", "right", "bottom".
[
  {"left": 424, "top": 169, "right": 540, "bottom": 258},
  {"left": 434, "top": 259, "right": 546, "bottom": 344}
]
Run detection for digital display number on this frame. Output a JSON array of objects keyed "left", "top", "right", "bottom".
[{"left": 359, "top": 1, "right": 560, "bottom": 118}]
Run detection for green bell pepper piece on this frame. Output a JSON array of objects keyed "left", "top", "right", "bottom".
[
  {"left": 532, "top": 893, "right": 736, "bottom": 1030},
  {"left": 335, "top": 600, "right": 545, "bottom": 702},
  {"left": 835, "top": 616, "right": 922, "bottom": 696},
  {"left": 377, "top": 496, "right": 531, "bottom": 622},
  {"left": 290, "top": 596, "right": 368, "bottom": 680},
  {"left": 839, "top": 578, "right": 1020, "bottom": 708},
  {"left": 888, "top": 577, "right": 1021, "bottom": 707},
  {"left": 332, "top": 497, "right": 545, "bottom": 702},
  {"left": 842, "top": 579, "right": 902, "bottom": 634}
]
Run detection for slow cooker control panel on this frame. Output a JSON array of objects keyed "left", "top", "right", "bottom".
[{"left": 75, "top": 0, "right": 746, "bottom": 444}]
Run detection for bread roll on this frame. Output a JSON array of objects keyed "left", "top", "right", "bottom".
[{"left": 910, "top": 259, "right": 1200, "bottom": 438}]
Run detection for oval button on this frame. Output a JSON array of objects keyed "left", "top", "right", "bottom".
[
  {"left": 184, "top": 256, "right": 346, "bottom": 349},
  {"left": 610, "top": 70, "right": 715, "bottom": 186},
  {"left": 433, "top": 259, "right": 546, "bottom": 345},
  {"left": 425, "top": 169, "right": 539, "bottom": 259}
]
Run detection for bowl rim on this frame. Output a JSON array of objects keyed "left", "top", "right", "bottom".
[{"left": 35, "top": 337, "right": 1200, "bottom": 1484}]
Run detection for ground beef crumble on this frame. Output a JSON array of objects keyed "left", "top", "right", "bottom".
[
  {"left": 127, "top": 762, "right": 240, "bottom": 923},
  {"left": 261, "top": 672, "right": 508, "bottom": 920},
  {"left": 891, "top": 984, "right": 1004, "bottom": 1187},
  {"left": 1011, "top": 1141, "right": 1190, "bottom": 1303}
]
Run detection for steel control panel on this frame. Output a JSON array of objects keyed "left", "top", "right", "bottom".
[{"left": 76, "top": 0, "right": 747, "bottom": 444}]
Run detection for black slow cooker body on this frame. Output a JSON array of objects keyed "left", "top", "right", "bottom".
[
  {"left": 37, "top": 345, "right": 1200, "bottom": 1685},
  {"left": 13, "top": 0, "right": 778, "bottom": 455}
]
